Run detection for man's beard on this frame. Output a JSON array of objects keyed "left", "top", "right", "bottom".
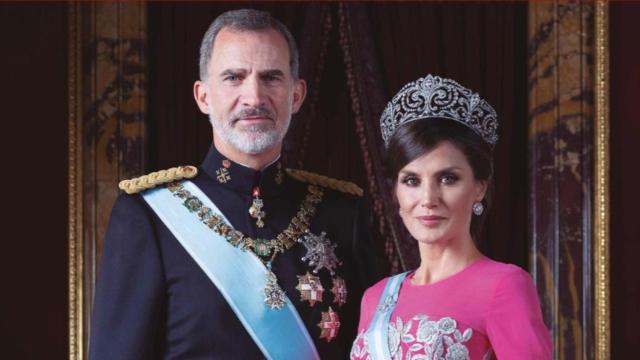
[{"left": 210, "top": 106, "right": 290, "bottom": 154}]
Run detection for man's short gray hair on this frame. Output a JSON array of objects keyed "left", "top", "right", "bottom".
[{"left": 199, "top": 9, "right": 300, "bottom": 81}]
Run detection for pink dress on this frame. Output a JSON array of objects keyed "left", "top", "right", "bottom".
[{"left": 350, "top": 257, "right": 552, "bottom": 360}]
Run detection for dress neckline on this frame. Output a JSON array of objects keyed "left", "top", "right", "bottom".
[{"left": 404, "top": 256, "right": 488, "bottom": 289}]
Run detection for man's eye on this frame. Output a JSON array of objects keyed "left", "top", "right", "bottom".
[
  {"left": 224, "top": 75, "right": 241, "bottom": 82},
  {"left": 440, "top": 174, "right": 459, "bottom": 185},
  {"left": 262, "top": 75, "right": 281, "bottom": 83}
]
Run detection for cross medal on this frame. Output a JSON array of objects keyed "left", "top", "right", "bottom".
[{"left": 249, "top": 186, "right": 266, "bottom": 228}]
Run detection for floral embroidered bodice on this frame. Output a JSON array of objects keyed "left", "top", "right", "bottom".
[
  {"left": 351, "top": 257, "right": 552, "bottom": 360},
  {"left": 351, "top": 314, "right": 492, "bottom": 360}
]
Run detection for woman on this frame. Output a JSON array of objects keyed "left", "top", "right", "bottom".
[{"left": 350, "top": 75, "right": 551, "bottom": 359}]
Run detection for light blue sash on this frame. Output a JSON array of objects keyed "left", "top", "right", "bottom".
[
  {"left": 364, "top": 272, "right": 409, "bottom": 360},
  {"left": 142, "top": 180, "right": 320, "bottom": 360}
]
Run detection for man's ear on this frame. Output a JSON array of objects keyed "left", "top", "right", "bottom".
[
  {"left": 291, "top": 78, "right": 307, "bottom": 114},
  {"left": 193, "top": 80, "right": 211, "bottom": 114}
]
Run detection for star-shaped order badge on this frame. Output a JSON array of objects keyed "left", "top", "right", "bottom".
[
  {"left": 331, "top": 277, "right": 347, "bottom": 307},
  {"left": 296, "top": 272, "right": 324, "bottom": 306},
  {"left": 263, "top": 271, "right": 286, "bottom": 310},
  {"left": 317, "top": 307, "right": 341, "bottom": 342},
  {"left": 299, "top": 231, "right": 342, "bottom": 275}
]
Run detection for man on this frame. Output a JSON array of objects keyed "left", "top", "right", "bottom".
[{"left": 90, "top": 9, "right": 373, "bottom": 359}]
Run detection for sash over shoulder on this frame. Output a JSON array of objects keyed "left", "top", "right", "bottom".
[{"left": 141, "top": 180, "right": 320, "bottom": 360}]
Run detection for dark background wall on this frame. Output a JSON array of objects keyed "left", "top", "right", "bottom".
[
  {"left": 0, "top": 3, "right": 69, "bottom": 359},
  {"left": 147, "top": 1, "right": 530, "bottom": 272},
  {"left": 610, "top": 2, "right": 640, "bottom": 356},
  {"left": 0, "top": 2, "right": 637, "bottom": 359}
]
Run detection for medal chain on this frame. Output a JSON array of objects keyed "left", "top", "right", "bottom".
[
  {"left": 166, "top": 181, "right": 324, "bottom": 310},
  {"left": 166, "top": 181, "right": 324, "bottom": 261}
]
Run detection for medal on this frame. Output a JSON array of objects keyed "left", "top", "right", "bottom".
[
  {"left": 331, "top": 277, "right": 347, "bottom": 307},
  {"left": 249, "top": 186, "right": 266, "bottom": 228},
  {"left": 296, "top": 272, "right": 324, "bottom": 306},
  {"left": 264, "top": 269, "right": 286, "bottom": 310},
  {"left": 317, "top": 307, "right": 341, "bottom": 342},
  {"left": 299, "top": 231, "right": 342, "bottom": 275}
]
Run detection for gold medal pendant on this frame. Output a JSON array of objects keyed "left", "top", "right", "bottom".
[
  {"left": 264, "top": 270, "right": 286, "bottom": 310},
  {"left": 249, "top": 186, "right": 266, "bottom": 228}
]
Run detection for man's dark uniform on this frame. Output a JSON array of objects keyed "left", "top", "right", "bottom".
[{"left": 89, "top": 146, "right": 375, "bottom": 359}]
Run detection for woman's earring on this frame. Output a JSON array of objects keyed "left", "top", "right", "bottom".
[{"left": 472, "top": 202, "right": 484, "bottom": 216}]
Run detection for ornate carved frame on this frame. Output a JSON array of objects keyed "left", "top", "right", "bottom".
[
  {"left": 593, "top": 2, "right": 610, "bottom": 359},
  {"left": 68, "top": 2, "right": 147, "bottom": 359}
]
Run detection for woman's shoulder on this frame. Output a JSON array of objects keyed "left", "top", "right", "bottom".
[
  {"left": 474, "top": 258, "right": 540, "bottom": 308},
  {"left": 362, "top": 274, "right": 404, "bottom": 302},
  {"left": 475, "top": 257, "right": 532, "bottom": 284}
]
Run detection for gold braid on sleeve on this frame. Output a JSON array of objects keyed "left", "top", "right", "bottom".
[
  {"left": 285, "top": 168, "right": 363, "bottom": 197},
  {"left": 118, "top": 166, "right": 198, "bottom": 194}
]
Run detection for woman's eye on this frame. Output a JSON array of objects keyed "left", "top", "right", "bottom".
[
  {"left": 440, "top": 174, "right": 459, "bottom": 185},
  {"left": 401, "top": 177, "right": 419, "bottom": 186}
]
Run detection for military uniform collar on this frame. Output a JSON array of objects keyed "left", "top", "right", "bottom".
[{"left": 201, "top": 146, "right": 285, "bottom": 197}]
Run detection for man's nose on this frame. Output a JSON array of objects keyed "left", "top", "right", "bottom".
[{"left": 240, "top": 77, "right": 266, "bottom": 107}]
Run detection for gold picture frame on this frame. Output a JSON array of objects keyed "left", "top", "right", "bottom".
[
  {"left": 68, "top": 3, "right": 83, "bottom": 359},
  {"left": 68, "top": 2, "right": 147, "bottom": 359},
  {"left": 594, "top": 2, "right": 610, "bottom": 359}
]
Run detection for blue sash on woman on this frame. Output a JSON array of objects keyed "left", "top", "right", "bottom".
[
  {"left": 142, "top": 180, "right": 320, "bottom": 360},
  {"left": 364, "top": 272, "right": 409, "bottom": 360}
]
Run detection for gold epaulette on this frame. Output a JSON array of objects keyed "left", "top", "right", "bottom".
[
  {"left": 285, "top": 168, "right": 363, "bottom": 197},
  {"left": 118, "top": 166, "right": 198, "bottom": 194}
]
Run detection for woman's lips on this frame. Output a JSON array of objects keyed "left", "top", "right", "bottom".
[{"left": 416, "top": 215, "right": 446, "bottom": 227}]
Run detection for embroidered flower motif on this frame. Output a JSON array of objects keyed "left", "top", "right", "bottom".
[
  {"left": 410, "top": 355, "right": 429, "bottom": 360},
  {"left": 416, "top": 318, "right": 439, "bottom": 344},
  {"left": 387, "top": 320, "right": 402, "bottom": 359},
  {"left": 378, "top": 294, "right": 397, "bottom": 313},
  {"left": 352, "top": 314, "right": 475, "bottom": 360},
  {"left": 445, "top": 343, "right": 470, "bottom": 360},
  {"left": 350, "top": 332, "right": 371, "bottom": 360},
  {"left": 438, "top": 317, "right": 457, "bottom": 335}
]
